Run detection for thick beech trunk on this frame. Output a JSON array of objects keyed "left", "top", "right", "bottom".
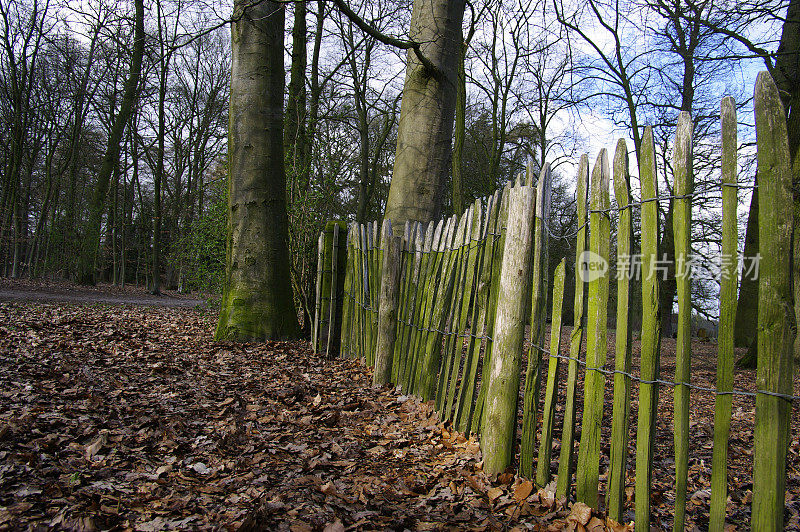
[
  {"left": 215, "top": 0, "right": 299, "bottom": 341},
  {"left": 384, "top": 0, "right": 466, "bottom": 226}
]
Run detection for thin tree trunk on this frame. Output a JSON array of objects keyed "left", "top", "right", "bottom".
[{"left": 77, "top": 0, "right": 144, "bottom": 284}]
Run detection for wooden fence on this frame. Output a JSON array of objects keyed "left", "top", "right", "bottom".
[{"left": 311, "top": 72, "right": 796, "bottom": 530}]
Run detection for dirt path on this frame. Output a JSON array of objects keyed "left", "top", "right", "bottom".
[{"left": 0, "top": 279, "right": 207, "bottom": 308}]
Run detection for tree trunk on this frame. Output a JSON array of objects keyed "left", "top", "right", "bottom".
[
  {"left": 215, "top": 0, "right": 299, "bottom": 341},
  {"left": 451, "top": 38, "right": 466, "bottom": 217},
  {"left": 285, "top": 0, "right": 307, "bottom": 187},
  {"left": 383, "top": 0, "right": 466, "bottom": 226},
  {"left": 737, "top": 0, "right": 799, "bottom": 362},
  {"left": 77, "top": 0, "right": 144, "bottom": 284}
]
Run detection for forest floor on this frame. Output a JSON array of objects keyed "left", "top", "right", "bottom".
[
  {"left": 0, "top": 285, "right": 798, "bottom": 531},
  {"left": 0, "top": 279, "right": 208, "bottom": 308}
]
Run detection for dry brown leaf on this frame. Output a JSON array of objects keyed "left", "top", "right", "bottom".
[
  {"left": 568, "top": 502, "right": 592, "bottom": 526},
  {"left": 514, "top": 480, "right": 534, "bottom": 503}
]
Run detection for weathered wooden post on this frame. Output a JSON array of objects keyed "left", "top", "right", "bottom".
[
  {"left": 326, "top": 223, "right": 341, "bottom": 357},
  {"left": 752, "top": 71, "right": 795, "bottom": 532},
  {"left": 419, "top": 216, "right": 460, "bottom": 400},
  {"left": 340, "top": 224, "right": 356, "bottom": 358},
  {"left": 456, "top": 190, "right": 502, "bottom": 434},
  {"left": 444, "top": 200, "right": 484, "bottom": 419},
  {"left": 392, "top": 221, "right": 416, "bottom": 384},
  {"left": 311, "top": 221, "right": 348, "bottom": 356},
  {"left": 373, "top": 220, "right": 403, "bottom": 385},
  {"left": 536, "top": 259, "right": 566, "bottom": 487},
  {"left": 312, "top": 231, "right": 325, "bottom": 352},
  {"left": 672, "top": 111, "right": 694, "bottom": 531},
  {"left": 521, "top": 163, "right": 552, "bottom": 479},
  {"left": 472, "top": 185, "right": 511, "bottom": 435},
  {"left": 709, "top": 96, "right": 738, "bottom": 532},
  {"left": 576, "top": 149, "right": 611, "bottom": 509},
  {"left": 481, "top": 184, "right": 536, "bottom": 478},
  {"left": 635, "top": 126, "right": 662, "bottom": 529},
  {"left": 557, "top": 155, "right": 589, "bottom": 499},
  {"left": 607, "top": 138, "right": 633, "bottom": 521}
]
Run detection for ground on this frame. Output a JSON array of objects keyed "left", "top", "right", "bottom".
[{"left": 0, "top": 282, "right": 798, "bottom": 530}]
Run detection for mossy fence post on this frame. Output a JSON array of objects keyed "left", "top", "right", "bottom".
[
  {"left": 556, "top": 155, "right": 589, "bottom": 499},
  {"left": 635, "top": 126, "right": 662, "bottom": 529},
  {"left": 373, "top": 219, "right": 402, "bottom": 385},
  {"left": 521, "top": 163, "right": 552, "bottom": 480},
  {"left": 481, "top": 184, "right": 536, "bottom": 478},
  {"left": 311, "top": 221, "right": 347, "bottom": 357},
  {"left": 607, "top": 138, "right": 633, "bottom": 521},
  {"left": 672, "top": 111, "right": 693, "bottom": 531},
  {"left": 709, "top": 96, "right": 737, "bottom": 532},
  {"left": 752, "top": 71, "right": 795, "bottom": 532},
  {"left": 576, "top": 149, "right": 611, "bottom": 509},
  {"left": 536, "top": 259, "right": 566, "bottom": 487}
]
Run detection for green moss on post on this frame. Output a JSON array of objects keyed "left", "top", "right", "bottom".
[
  {"left": 481, "top": 185, "right": 537, "bottom": 478},
  {"left": 437, "top": 207, "right": 474, "bottom": 412},
  {"left": 607, "top": 139, "right": 633, "bottom": 521},
  {"left": 557, "top": 155, "right": 589, "bottom": 499},
  {"left": 521, "top": 164, "right": 552, "bottom": 480},
  {"left": 419, "top": 217, "right": 458, "bottom": 400},
  {"left": 400, "top": 223, "right": 426, "bottom": 389},
  {"left": 374, "top": 220, "right": 402, "bottom": 385},
  {"left": 410, "top": 220, "right": 445, "bottom": 394},
  {"left": 672, "top": 112, "right": 694, "bottom": 531},
  {"left": 752, "top": 71, "right": 794, "bottom": 532},
  {"left": 444, "top": 200, "right": 483, "bottom": 420},
  {"left": 339, "top": 225, "right": 355, "bottom": 358},
  {"left": 456, "top": 190, "right": 501, "bottom": 434},
  {"left": 709, "top": 97, "right": 738, "bottom": 532},
  {"left": 472, "top": 185, "right": 511, "bottom": 435},
  {"left": 405, "top": 222, "right": 436, "bottom": 393},
  {"left": 536, "top": 259, "right": 566, "bottom": 487},
  {"left": 635, "top": 126, "right": 662, "bottom": 530},
  {"left": 392, "top": 222, "right": 415, "bottom": 383},
  {"left": 576, "top": 150, "right": 611, "bottom": 509},
  {"left": 312, "top": 231, "right": 325, "bottom": 353}
]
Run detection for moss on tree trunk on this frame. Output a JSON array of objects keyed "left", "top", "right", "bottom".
[{"left": 215, "top": 0, "right": 299, "bottom": 341}]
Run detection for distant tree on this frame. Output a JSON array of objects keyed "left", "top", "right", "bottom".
[{"left": 77, "top": 0, "right": 144, "bottom": 284}]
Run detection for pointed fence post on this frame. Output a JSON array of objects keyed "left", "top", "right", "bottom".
[
  {"left": 340, "top": 225, "right": 356, "bottom": 359},
  {"left": 521, "top": 163, "right": 552, "bottom": 479},
  {"left": 607, "top": 139, "right": 633, "bottom": 521},
  {"left": 481, "top": 184, "right": 536, "bottom": 478},
  {"left": 326, "top": 223, "right": 341, "bottom": 358},
  {"left": 374, "top": 220, "right": 402, "bottom": 385},
  {"left": 536, "top": 259, "right": 566, "bottom": 487},
  {"left": 709, "top": 96, "right": 738, "bottom": 532},
  {"left": 635, "top": 126, "right": 662, "bottom": 529},
  {"left": 576, "top": 149, "right": 611, "bottom": 509},
  {"left": 312, "top": 231, "right": 324, "bottom": 353},
  {"left": 456, "top": 190, "right": 502, "bottom": 434},
  {"left": 557, "top": 155, "right": 590, "bottom": 499},
  {"left": 672, "top": 111, "right": 694, "bottom": 531},
  {"left": 752, "top": 71, "right": 795, "bottom": 532},
  {"left": 472, "top": 185, "right": 511, "bottom": 435}
]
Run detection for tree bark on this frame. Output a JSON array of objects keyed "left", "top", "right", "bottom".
[
  {"left": 215, "top": 0, "right": 299, "bottom": 341},
  {"left": 383, "top": 0, "right": 466, "bottom": 226},
  {"left": 736, "top": 0, "right": 799, "bottom": 360}
]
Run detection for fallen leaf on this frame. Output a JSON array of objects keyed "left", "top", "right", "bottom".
[
  {"left": 568, "top": 502, "right": 592, "bottom": 525},
  {"left": 514, "top": 480, "right": 534, "bottom": 503}
]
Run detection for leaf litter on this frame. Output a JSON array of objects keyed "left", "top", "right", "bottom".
[
  {"left": 0, "top": 302, "right": 616, "bottom": 531},
  {"left": 1, "top": 299, "right": 799, "bottom": 530}
]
